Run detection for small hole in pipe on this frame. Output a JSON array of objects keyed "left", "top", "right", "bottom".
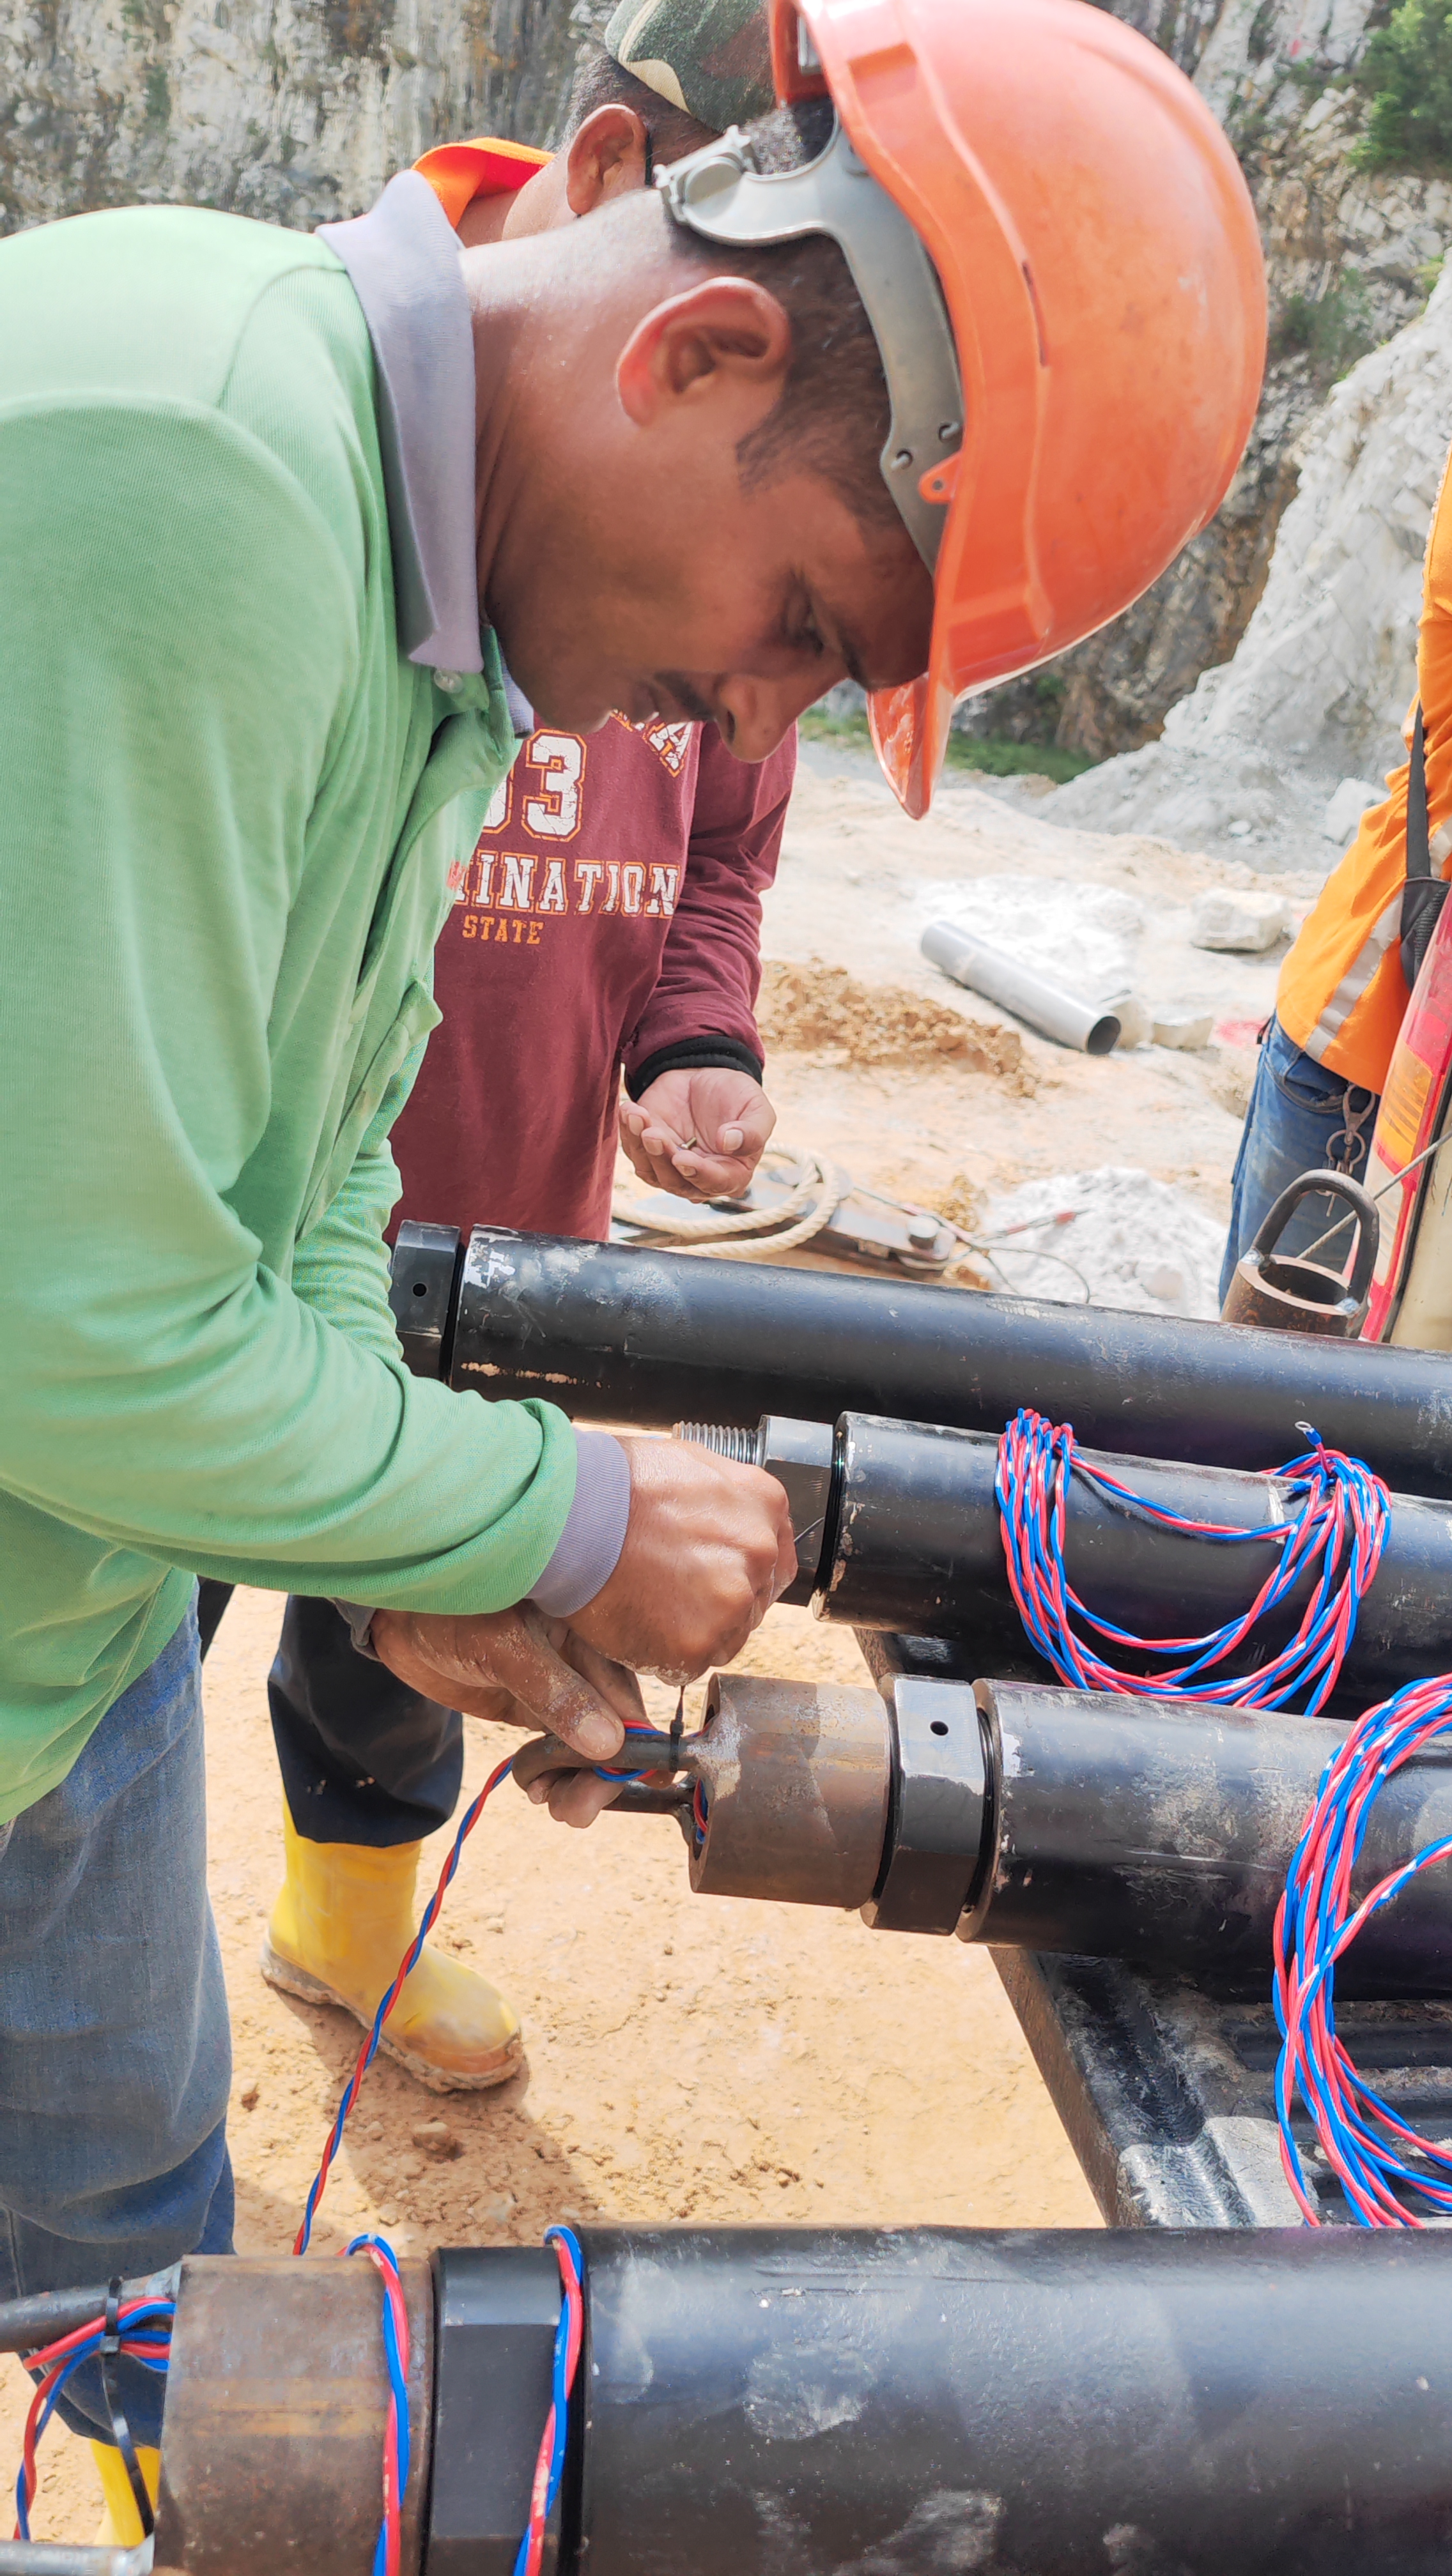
[{"left": 929, "top": 1719, "right": 950, "bottom": 1737}]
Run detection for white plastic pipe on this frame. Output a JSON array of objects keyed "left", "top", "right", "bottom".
[{"left": 920, "top": 920, "right": 1123, "bottom": 1055}]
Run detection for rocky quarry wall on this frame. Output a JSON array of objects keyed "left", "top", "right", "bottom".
[
  {"left": 3, "top": 0, "right": 1451, "bottom": 824},
  {"left": 0, "top": 0, "right": 604, "bottom": 232},
  {"left": 1048, "top": 257, "right": 1452, "bottom": 869},
  {"left": 969, "top": 0, "right": 1452, "bottom": 764}
]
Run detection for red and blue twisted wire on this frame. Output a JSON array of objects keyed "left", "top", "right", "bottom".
[
  {"left": 1273, "top": 1674, "right": 1452, "bottom": 2225},
  {"left": 13, "top": 1717, "right": 606, "bottom": 2554},
  {"left": 514, "top": 2227, "right": 585, "bottom": 2576},
  {"left": 289, "top": 1723, "right": 615, "bottom": 2571},
  {"left": 344, "top": 2236, "right": 412, "bottom": 2576},
  {"left": 13, "top": 2299, "right": 174, "bottom": 2541},
  {"left": 995, "top": 1408, "right": 1390, "bottom": 1714},
  {"left": 994, "top": 1406, "right": 1452, "bottom": 2227}
]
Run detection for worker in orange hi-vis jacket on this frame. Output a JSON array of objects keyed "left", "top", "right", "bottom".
[{"left": 1219, "top": 448, "right": 1452, "bottom": 1305}]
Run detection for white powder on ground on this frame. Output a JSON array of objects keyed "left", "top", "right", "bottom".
[{"left": 980, "top": 1167, "right": 1228, "bottom": 1321}]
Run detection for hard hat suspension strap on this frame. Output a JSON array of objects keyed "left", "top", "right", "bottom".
[{"left": 658, "top": 114, "right": 963, "bottom": 572}]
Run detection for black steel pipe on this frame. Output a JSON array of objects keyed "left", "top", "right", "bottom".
[
  {"left": 523, "top": 1671, "right": 1452, "bottom": 1987},
  {"left": 438, "top": 1227, "right": 1452, "bottom": 1492},
  {"left": 965, "top": 1681, "right": 1452, "bottom": 1992},
  {"left": 576, "top": 2225, "right": 1452, "bottom": 2575},
  {"left": 817, "top": 1413, "right": 1452, "bottom": 1719},
  {"left": 135, "top": 2232, "right": 1452, "bottom": 2574}
]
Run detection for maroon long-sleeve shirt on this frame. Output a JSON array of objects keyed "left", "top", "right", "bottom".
[{"left": 390, "top": 714, "right": 794, "bottom": 1241}]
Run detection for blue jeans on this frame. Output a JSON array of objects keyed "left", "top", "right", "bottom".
[
  {"left": 0, "top": 1605, "right": 234, "bottom": 2441},
  {"left": 1218, "top": 1016, "right": 1380, "bottom": 1307}
]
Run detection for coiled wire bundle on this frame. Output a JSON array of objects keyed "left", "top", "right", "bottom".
[
  {"left": 1275, "top": 1675, "right": 1452, "bottom": 2227},
  {"left": 994, "top": 1408, "right": 1390, "bottom": 1716}
]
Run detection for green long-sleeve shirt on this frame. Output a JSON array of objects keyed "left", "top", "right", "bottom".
[{"left": 0, "top": 194, "right": 578, "bottom": 1820}]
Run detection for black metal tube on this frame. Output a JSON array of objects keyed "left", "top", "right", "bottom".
[
  {"left": 573, "top": 2225, "right": 1452, "bottom": 2574},
  {"left": 0, "top": 2273, "right": 173, "bottom": 2358},
  {"left": 819, "top": 1414, "right": 1452, "bottom": 1719},
  {"left": 445, "top": 1228, "right": 1452, "bottom": 1492},
  {"left": 965, "top": 1682, "right": 1452, "bottom": 1991}
]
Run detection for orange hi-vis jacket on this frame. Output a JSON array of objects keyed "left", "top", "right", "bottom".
[{"left": 1277, "top": 448, "right": 1452, "bottom": 1092}]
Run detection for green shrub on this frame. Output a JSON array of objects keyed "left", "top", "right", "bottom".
[
  {"left": 796, "top": 705, "right": 1093, "bottom": 784},
  {"left": 1354, "top": 0, "right": 1452, "bottom": 170},
  {"left": 944, "top": 735, "right": 1093, "bottom": 783},
  {"left": 1270, "top": 269, "right": 1377, "bottom": 380}
]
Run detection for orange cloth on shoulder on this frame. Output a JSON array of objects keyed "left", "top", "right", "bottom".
[{"left": 413, "top": 137, "right": 551, "bottom": 231}]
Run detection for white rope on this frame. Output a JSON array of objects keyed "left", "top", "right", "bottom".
[{"left": 612, "top": 1145, "right": 850, "bottom": 1261}]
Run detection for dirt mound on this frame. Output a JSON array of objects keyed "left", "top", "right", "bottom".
[{"left": 759, "top": 961, "right": 1035, "bottom": 1091}]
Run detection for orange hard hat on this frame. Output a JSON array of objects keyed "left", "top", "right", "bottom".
[{"left": 663, "top": 0, "right": 1266, "bottom": 815}]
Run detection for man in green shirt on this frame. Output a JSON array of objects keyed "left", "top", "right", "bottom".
[
  {"left": 0, "top": 8, "right": 918, "bottom": 2461},
  {"left": 0, "top": 0, "right": 1264, "bottom": 2492}
]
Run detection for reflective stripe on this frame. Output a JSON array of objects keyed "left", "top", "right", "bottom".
[{"left": 1303, "top": 894, "right": 1405, "bottom": 1062}]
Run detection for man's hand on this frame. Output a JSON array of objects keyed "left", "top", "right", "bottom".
[
  {"left": 568, "top": 1434, "right": 795, "bottom": 1681},
  {"left": 620, "top": 1066, "right": 775, "bottom": 1202},
  {"left": 372, "top": 1435, "right": 793, "bottom": 1775},
  {"left": 513, "top": 1729, "right": 639, "bottom": 1831},
  {"left": 371, "top": 1602, "right": 645, "bottom": 1763}
]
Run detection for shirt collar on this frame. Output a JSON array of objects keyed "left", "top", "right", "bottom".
[{"left": 318, "top": 169, "right": 483, "bottom": 675}]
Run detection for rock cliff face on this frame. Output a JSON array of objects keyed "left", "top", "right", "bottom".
[
  {"left": 1049, "top": 264, "right": 1452, "bottom": 867},
  {"left": 0, "top": 0, "right": 604, "bottom": 234},
  {"left": 3, "top": 0, "right": 1447, "bottom": 772},
  {"left": 961, "top": 0, "right": 1452, "bottom": 761}
]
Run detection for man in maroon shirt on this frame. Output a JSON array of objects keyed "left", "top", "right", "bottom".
[
  {"left": 398, "top": 707, "right": 789, "bottom": 1237},
  {"left": 199, "top": 7, "right": 793, "bottom": 2095}
]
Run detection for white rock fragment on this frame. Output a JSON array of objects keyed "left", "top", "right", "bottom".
[
  {"left": 1152, "top": 1006, "right": 1215, "bottom": 1051},
  {"left": 1109, "top": 993, "right": 1153, "bottom": 1049},
  {"left": 1189, "top": 889, "right": 1292, "bottom": 952},
  {"left": 1139, "top": 1260, "right": 1188, "bottom": 1302},
  {"left": 1322, "top": 776, "right": 1384, "bottom": 844}
]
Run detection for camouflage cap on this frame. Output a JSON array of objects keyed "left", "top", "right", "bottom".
[{"left": 603, "top": 0, "right": 777, "bottom": 133}]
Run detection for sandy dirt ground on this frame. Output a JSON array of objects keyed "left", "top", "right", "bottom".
[
  {"left": 6, "top": 1592, "right": 1097, "bottom": 2541},
  {"left": 7, "top": 753, "right": 1315, "bottom": 2539},
  {"left": 773, "top": 750, "right": 1324, "bottom": 1229}
]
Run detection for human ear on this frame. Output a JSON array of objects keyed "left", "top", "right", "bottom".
[
  {"left": 615, "top": 277, "right": 792, "bottom": 425},
  {"left": 565, "top": 106, "right": 652, "bottom": 217}
]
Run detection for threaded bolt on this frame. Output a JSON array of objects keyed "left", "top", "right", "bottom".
[{"left": 673, "top": 1421, "right": 762, "bottom": 1465}]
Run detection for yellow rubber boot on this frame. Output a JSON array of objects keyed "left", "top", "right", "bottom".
[
  {"left": 260, "top": 1810, "right": 522, "bottom": 2092},
  {"left": 89, "top": 2438, "right": 160, "bottom": 2547}
]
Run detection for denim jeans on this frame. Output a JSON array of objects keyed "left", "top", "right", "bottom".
[
  {"left": 199, "top": 1583, "right": 461, "bottom": 1848},
  {"left": 1218, "top": 1015, "right": 1380, "bottom": 1308},
  {"left": 0, "top": 1605, "right": 234, "bottom": 2441}
]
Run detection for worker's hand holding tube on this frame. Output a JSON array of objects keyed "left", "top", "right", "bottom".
[{"left": 372, "top": 1438, "right": 796, "bottom": 1760}]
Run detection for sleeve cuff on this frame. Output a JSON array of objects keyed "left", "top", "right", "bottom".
[
  {"left": 329, "top": 1430, "right": 629, "bottom": 1643},
  {"left": 527, "top": 1428, "right": 631, "bottom": 1618},
  {"left": 625, "top": 1034, "right": 764, "bottom": 1103}
]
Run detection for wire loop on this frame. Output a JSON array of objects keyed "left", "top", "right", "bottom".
[
  {"left": 995, "top": 1409, "right": 1389, "bottom": 1715},
  {"left": 1275, "top": 1674, "right": 1452, "bottom": 2227}
]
